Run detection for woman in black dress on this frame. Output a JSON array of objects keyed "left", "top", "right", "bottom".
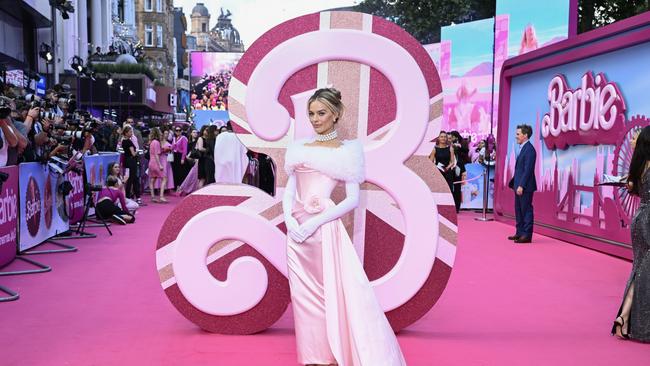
[
  {"left": 121, "top": 125, "right": 141, "bottom": 201},
  {"left": 612, "top": 126, "right": 650, "bottom": 342},
  {"left": 429, "top": 131, "right": 456, "bottom": 196},
  {"left": 203, "top": 125, "right": 218, "bottom": 185},
  {"left": 196, "top": 126, "right": 208, "bottom": 188}
]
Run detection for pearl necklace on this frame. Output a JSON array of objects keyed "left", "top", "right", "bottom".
[{"left": 315, "top": 129, "right": 338, "bottom": 142}]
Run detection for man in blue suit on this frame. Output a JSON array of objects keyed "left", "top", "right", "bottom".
[{"left": 508, "top": 124, "right": 537, "bottom": 243}]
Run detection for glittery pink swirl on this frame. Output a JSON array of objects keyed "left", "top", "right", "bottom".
[{"left": 304, "top": 195, "right": 324, "bottom": 214}]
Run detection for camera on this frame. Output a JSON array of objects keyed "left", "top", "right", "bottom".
[
  {"left": 85, "top": 183, "right": 103, "bottom": 192},
  {"left": 40, "top": 110, "right": 56, "bottom": 120},
  {"left": 63, "top": 130, "right": 84, "bottom": 139},
  {"left": 53, "top": 135, "right": 73, "bottom": 145}
]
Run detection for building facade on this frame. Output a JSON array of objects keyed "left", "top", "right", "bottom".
[
  {"left": 135, "top": 0, "right": 176, "bottom": 87},
  {"left": 190, "top": 3, "right": 244, "bottom": 52}
]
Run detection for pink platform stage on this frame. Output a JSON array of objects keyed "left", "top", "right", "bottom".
[{"left": 0, "top": 196, "right": 646, "bottom": 365}]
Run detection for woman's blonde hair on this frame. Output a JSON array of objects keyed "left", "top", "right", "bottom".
[
  {"left": 149, "top": 127, "right": 162, "bottom": 141},
  {"left": 308, "top": 88, "right": 344, "bottom": 123}
]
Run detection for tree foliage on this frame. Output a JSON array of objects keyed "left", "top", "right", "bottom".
[
  {"left": 579, "top": 0, "right": 649, "bottom": 33},
  {"left": 354, "top": 0, "right": 496, "bottom": 44}
]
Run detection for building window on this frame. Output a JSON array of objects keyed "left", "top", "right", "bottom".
[
  {"left": 117, "top": 0, "right": 125, "bottom": 22},
  {"left": 156, "top": 25, "right": 163, "bottom": 47},
  {"left": 156, "top": 0, "right": 162, "bottom": 12},
  {"left": 145, "top": 24, "right": 153, "bottom": 46},
  {"left": 144, "top": 0, "right": 153, "bottom": 12},
  {"left": 202, "top": 23, "right": 207, "bottom": 32}
]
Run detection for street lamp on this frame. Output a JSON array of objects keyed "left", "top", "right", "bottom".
[
  {"left": 83, "top": 67, "right": 96, "bottom": 111},
  {"left": 70, "top": 56, "right": 84, "bottom": 73},
  {"left": 39, "top": 43, "right": 53, "bottom": 87},
  {"left": 106, "top": 73, "right": 113, "bottom": 121},
  {"left": 39, "top": 43, "right": 53, "bottom": 62},
  {"left": 126, "top": 89, "right": 135, "bottom": 117}
]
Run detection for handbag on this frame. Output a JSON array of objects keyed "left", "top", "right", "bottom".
[{"left": 167, "top": 153, "right": 174, "bottom": 163}]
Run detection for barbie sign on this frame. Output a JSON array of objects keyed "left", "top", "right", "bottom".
[{"left": 541, "top": 71, "right": 626, "bottom": 149}]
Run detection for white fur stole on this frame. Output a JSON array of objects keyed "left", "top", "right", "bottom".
[{"left": 284, "top": 139, "right": 365, "bottom": 183}]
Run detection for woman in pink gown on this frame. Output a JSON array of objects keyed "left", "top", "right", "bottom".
[
  {"left": 148, "top": 127, "right": 167, "bottom": 203},
  {"left": 283, "top": 88, "right": 406, "bottom": 366},
  {"left": 156, "top": 130, "right": 175, "bottom": 196}
]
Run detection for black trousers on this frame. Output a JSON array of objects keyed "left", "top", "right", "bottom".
[
  {"left": 125, "top": 160, "right": 140, "bottom": 199},
  {"left": 171, "top": 152, "right": 188, "bottom": 189},
  {"left": 96, "top": 199, "right": 128, "bottom": 219},
  {"left": 515, "top": 191, "right": 534, "bottom": 237}
]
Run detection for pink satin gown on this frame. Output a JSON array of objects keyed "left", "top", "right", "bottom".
[{"left": 288, "top": 164, "right": 406, "bottom": 366}]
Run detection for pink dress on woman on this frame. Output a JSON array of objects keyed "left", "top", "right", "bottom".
[
  {"left": 148, "top": 139, "right": 164, "bottom": 178},
  {"left": 154, "top": 141, "right": 175, "bottom": 189},
  {"left": 284, "top": 140, "right": 406, "bottom": 366}
]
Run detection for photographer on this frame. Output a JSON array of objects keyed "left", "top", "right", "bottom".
[
  {"left": 62, "top": 111, "right": 98, "bottom": 158},
  {"left": 1, "top": 96, "right": 30, "bottom": 166},
  {"left": 18, "top": 94, "right": 68, "bottom": 163}
]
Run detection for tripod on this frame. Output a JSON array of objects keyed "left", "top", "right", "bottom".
[{"left": 76, "top": 186, "right": 112, "bottom": 236}]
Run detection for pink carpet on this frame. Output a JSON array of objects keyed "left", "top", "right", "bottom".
[{"left": 0, "top": 199, "right": 647, "bottom": 365}]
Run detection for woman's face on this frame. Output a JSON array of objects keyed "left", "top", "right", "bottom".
[
  {"left": 438, "top": 133, "right": 448, "bottom": 145},
  {"left": 308, "top": 100, "right": 337, "bottom": 135},
  {"left": 202, "top": 128, "right": 208, "bottom": 138},
  {"left": 631, "top": 131, "right": 640, "bottom": 150},
  {"left": 163, "top": 130, "right": 169, "bottom": 140},
  {"left": 111, "top": 164, "right": 120, "bottom": 176},
  {"left": 125, "top": 129, "right": 133, "bottom": 138},
  {"left": 191, "top": 130, "right": 199, "bottom": 139}
]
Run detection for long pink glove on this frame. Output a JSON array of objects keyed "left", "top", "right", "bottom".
[
  {"left": 282, "top": 174, "right": 360, "bottom": 244},
  {"left": 282, "top": 174, "right": 304, "bottom": 243}
]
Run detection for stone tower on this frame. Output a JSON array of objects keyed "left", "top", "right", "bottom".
[{"left": 191, "top": 3, "right": 211, "bottom": 51}]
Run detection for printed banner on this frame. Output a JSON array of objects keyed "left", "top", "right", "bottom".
[
  {"left": 65, "top": 170, "right": 85, "bottom": 225},
  {"left": 460, "top": 163, "right": 495, "bottom": 209},
  {"left": 441, "top": 18, "right": 495, "bottom": 142},
  {"left": 83, "top": 153, "right": 120, "bottom": 189},
  {"left": 190, "top": 52, "right": 243, "bottom": 129},
  {"left": 0, "top": 165, "right": 19, "bottom": 267},
  {"left": 491, "top": 0, "right": 571, "bottom": 134},
  {"left": 19, "top": 163, "right": 69, "bottom": 251},
  {"left": 495, "top": 38, "right": 650, "bottom": 249}
]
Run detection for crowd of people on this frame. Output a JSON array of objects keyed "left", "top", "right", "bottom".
[
  {"left": 1, "top": 80, "right": 276, "bottom": 227},
  {"left": 429, "top": 130, "right": 496, "bottom": 212},
  {"left": 0, "top": 83, "right": 105, "bottom": 167},
  {"left": 190, "top": 71, "right": 232, "bottom": 111}
]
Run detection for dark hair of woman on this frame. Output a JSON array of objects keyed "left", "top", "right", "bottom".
[
  {"left": 627, "top": 126, "right": 650, "bottom": 196},
  {"left": 207, "top": 125, "right": 218, "bottom": 139},
  {"left": 106, "top": 175, "right": 119, "bottom": 187},
  {"left": 107, "top": 162, "right": 118, "bottom": 178}
]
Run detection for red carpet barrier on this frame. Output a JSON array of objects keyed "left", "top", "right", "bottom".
[
  {"left": 65, "top": 170, "right": 85, "bottom": 225},
  {"left": 18, "top": 163, "right": 70, "bottom": 251},
  {"left": 0, "top": 165, "right": 19, "bottom": 268}
]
